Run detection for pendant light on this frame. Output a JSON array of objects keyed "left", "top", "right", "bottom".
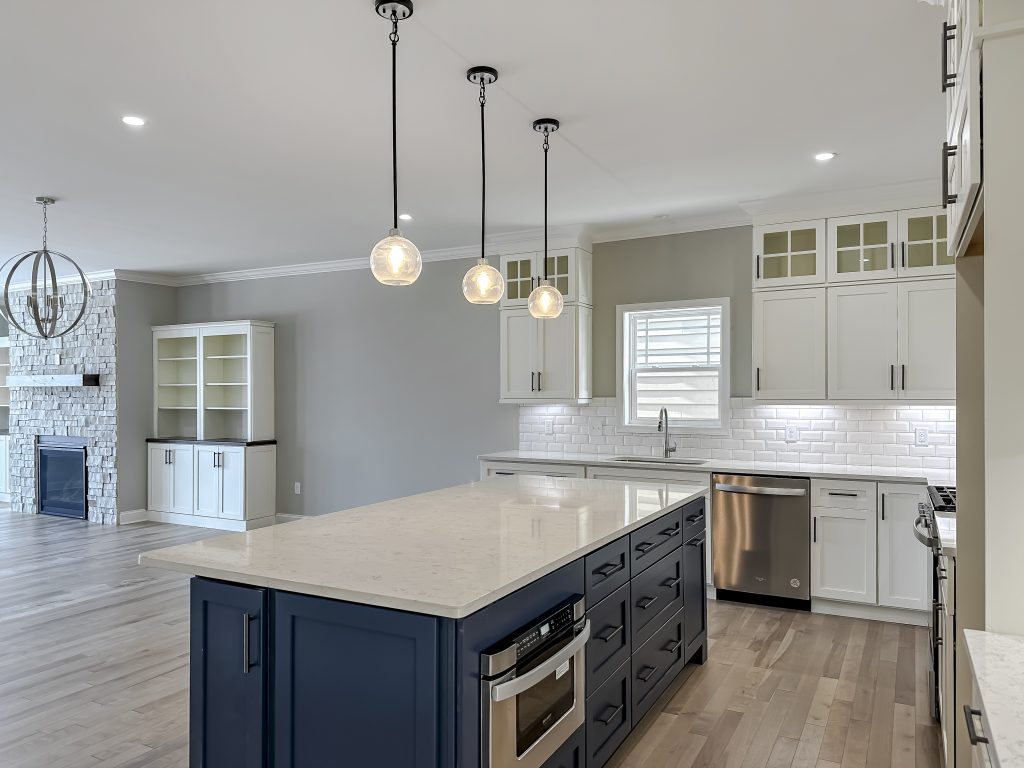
[
  {"left": 527, "top": 119, "right": 564, "bottom": 319},
  {"left": 0, "top": 197, "right": 92, "bottom": 339},
  {"left": 369, "top": 0, "right": 422, "bottom": 286},
  {"left": 462, "top": 66, "right": 504, "bottom": 304}
]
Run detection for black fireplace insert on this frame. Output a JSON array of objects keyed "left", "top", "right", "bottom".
[{"left": 37, "top": 436, "right": 88, "bottom": 519}]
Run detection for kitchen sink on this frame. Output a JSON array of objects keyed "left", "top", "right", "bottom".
[{"left": 610, "top": 456, "right": 708, "bottom": 466}]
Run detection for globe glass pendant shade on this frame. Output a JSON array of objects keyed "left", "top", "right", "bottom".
[
  {"left": 462, "top": 258, "right": 504, "bottom": 304},
  {"left": 370, "top": 228, "right": 422, "bottom": 286},
  {"left": 528, "top": 278, "right": 563, "bottom": 319}
]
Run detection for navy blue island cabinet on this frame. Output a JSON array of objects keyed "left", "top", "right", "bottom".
[{"left": 189, "top": 497, "right": 707, "bottom": 768}]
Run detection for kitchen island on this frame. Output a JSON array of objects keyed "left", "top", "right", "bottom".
[{"left": 141, "top": 474, "right": 709, "bottom": 768}]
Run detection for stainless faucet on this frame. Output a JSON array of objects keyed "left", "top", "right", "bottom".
[{"left": 657, "top": 407, "right": 677, "bottom": 458}]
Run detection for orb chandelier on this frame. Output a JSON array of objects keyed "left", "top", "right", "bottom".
[
  {"left": 527, "top": 119, "right": 564, "bottom": 320},
  {"left": 369, "top": 0, "right": 422, "bottom": 286},
  {"left": 462, "top": 66, "right": 504, "bottom": 304},
  {"left": 0, "top": 197, "right": 92, "bottom": 339}
]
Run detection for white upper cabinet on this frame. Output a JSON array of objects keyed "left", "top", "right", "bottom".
[
  {"left": 752, "top": 288, "right": 826, "bottom": 400},
  {"left": 828, "top": 212, "right": 899, "bottom": 282},
  {"left": 752, "top": 220, "right": 827, "bottom": 288},
  {"left": 499, "top": 305, "right": 591, "bottom": 404},
  {"left": 828, "top": 283, "right": 899, "bottom": 400},
  {"left": 898, "top": 279, "right": 956, "bottom": 399},
  {"left": 898, "top": 208, "right": 953, "bottom": 277},
  {"left": 878, "top": 483, "right": 930, "bottom": 612},
  {"left": 945, "top": 47, "right": 983, "bottom": 260},
  {"left": 499, "top": 248, "right": 592, "bottom": 309}
]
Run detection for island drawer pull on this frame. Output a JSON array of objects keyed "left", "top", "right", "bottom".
[
  {"left": 242, "top": 613, "right": 252, "bottom": 674},
  {"left": 594, "top": 562, "right": 624, "bottom": 579},
  {"left": 662, "top": 638, "right": 682, "bottom": 654},
  {"left": 490, "top": 621, "right": 590, "bottom": 703},
  {"left": 661, "top": 524, "right": 681, "bottom": 538},
  {"left": 685, "top": 512, "right": 705, "bottom": 524},
  {"left": 596, "top": 704, "right": 624, "bottom": 726},
  {"left": 637, "top": 595, "right": 658, "bottom": 611},
  {"left": 636, "top": 665, "right": 659, "bottom": 683},
  {"left": 964, "top": 705, "right": 989, "bottom": 745},
  {"left": 686, "top": 535, "right": 705, "bottom": 547},
  {"left": 661, "top": 577, "right": 680, "bottom": 589},
  {"left": 635, "top": 541, "right": 657, "bottom": 554},
  {"left": 596, "top": 624, "right": 623, "bottom": 643}
]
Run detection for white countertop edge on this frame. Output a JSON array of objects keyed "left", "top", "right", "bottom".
[
  {"left": 479, "top": 450, "right": 949, "bottom": 485},
  {"left": 139, "top": 485, "right": 707, "bottom": 620},
  {"left": 963, "top": 628, "right": 1024, "bottom": 768}
]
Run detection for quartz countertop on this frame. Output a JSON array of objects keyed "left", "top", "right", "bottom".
[
  {"left": 140, "top": 475, "right": 707, "bottom": 619},
  {"left": 480, "top": 450, "right": 955, "bottom": 485},
  {"left": 963, "top": 629, "right": 1024, "bottom": 767}
]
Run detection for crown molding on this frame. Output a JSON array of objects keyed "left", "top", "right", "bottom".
[
  {"left": 740, "top": 179, "right": 940, "bottom": 225},
  {"left": 590, "top": 212, "right": 752, "bottom": 244}
]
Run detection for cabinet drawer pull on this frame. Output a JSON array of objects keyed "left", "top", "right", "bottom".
[
  {"left": 662, "top": 638, "right": 682, "bottom": 654},
  {"left": 890, "top": 242, "right": 895, "bottom": 270},
  {"left": 686, "top": 512, "right": 705, "bottom": 524},
  {"left": 901, "top": 241, "right": 907, "bottom": 269},
  {"left": 661, "top": 524, "right": 681, "bottom": 538},
  {"left": 595, "top": 624, "right": 623, "bottom": 643},
  {"left": 686, "top": 535, "right": 705, "bottom": 547},
  {"left": 813, "top": 516, "right": 817, "bottom": 543},
  {"left": 635, "top": 541, "right": 657, "bottom": 554},
  {"left": 755, "top": 255, "right": 761, "bottom": 280},
  {"left": 537, "top": 371, "right": 542, "bottom": 392},
  {"left": 901, "top": 364, "right": 906, "bottom": 391},
  {"left": 755, "top": 367, "right": 760, "bottom": 391},
  {"left": 942, "top": 22, "right": 957, "bottom": 93},
  {"left": 827, "top": 491, "right": 858, "bottom": 497},
  {"left": 594, "top": 562, "right": 624, "bottom": 579},
  {"left": 596, "top": 704, "right": 624, "bottom": 726},
  {"left": 890, "top": 364, "right": 895, "bottom": 391},
  {"left": 964, "top": 705, "right": 989, "bottom": 745},
  {"left": 942, "top": 142, "right": 958, "bottom": 208},
  {"left": 242, "top": 613, "right": 253, "bottom": 673},
  {"left": 661, "top": 577, "right": 681, "bottom": 590},
  {"left": 636, "top": 664, "right": 659, "bottom": 683},
  {"left": 494, "top": 471, "right": 514, "bottom": 476},
  {"left": 881, "top": 493, "right": 885, "bottom": 521},
  {"left": 531, "top": 372, "right": 535, "bottom": 392},
  {"left": 637, "top": 595, "right": 659, "bottom": 611}
]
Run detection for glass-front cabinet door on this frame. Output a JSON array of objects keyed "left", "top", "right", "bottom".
[
  {"left": 500, "top": 249, "right": 581, "bottom": 308},
  {"left": 898, "top": 207, "right": 953, "bottom": 277},
  {"left": 827, "top": 212, "right": 898, "bottom": 282},
  {"left": 752, "top": 220, "right": 826, "bottom": 288},
  {"left": 500, "top": 253, "right": 536, "bottom": 308}
]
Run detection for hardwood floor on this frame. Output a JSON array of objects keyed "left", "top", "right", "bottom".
[
  {"left": 609, "top": 599, "right": 941, "bottom": 768},
  {"left": 0, "top": 511, "right": 940, "bottom": 768}
]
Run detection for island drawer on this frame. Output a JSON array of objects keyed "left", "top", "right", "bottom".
[
  {"left": 631, "top": 607, "right": 685, "bottom": 726},
  {"left": 586, "top": 659, "right": 631, "bottom": 768},
  {"left": 630, "top": 508, "right": 683, "bottom": 576},
  {"left": 585, "top": 538, "right": 630, "bottom": 606},
  {"left": 630, "top": 547, "right": 684, "bottom": 648},
  {"left": 586, "top": 583, "right": 631, "bottom": 691},
  {"left": 681, "top": 498, "right": 706, "bottom": 542}
]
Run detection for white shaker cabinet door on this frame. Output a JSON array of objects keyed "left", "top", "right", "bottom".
[
  {"left": 194, "top": 446, "right": 222, "bottom": 518},
  {"left": 898, "top": 279, "right": 956, "bottom": 399},
  {"left": 167, "top": 445, "right": 195, "bottom": 516},
  {"left": 753, "top": 288, "right": 826, "bottom": 400},
  {"left": 499, "top": 309, "right": 538, "bottom": 401},
  {"left": 811, "top": 506, "right": 878, "bottom": 604},
  {"left": 827, "top": 283, "right": 899, "bottom": 400},
  {"left": 537, "top": 306, "right": 577, "bottom": 401},
  {"left": 148, "top": 444, "right": 171, "bottom": 513},
  {"left": 218, "top": 447, "right": 246, "bottom": 520},
  {"left": 878, "top": 484, "right": 930, "bottom": 612}
]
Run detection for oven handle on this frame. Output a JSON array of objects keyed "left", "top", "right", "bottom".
[
  {"left": 490, "top": 621, "right": 591, "bottom": 703},
  {"left": 714, "top": 483, "right": 806, "bottom": 497},
  {"left": 913, "top": 514, "right": 936, "bottom": 548}
]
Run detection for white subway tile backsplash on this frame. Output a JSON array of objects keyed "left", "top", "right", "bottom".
[{"left": 517, "top": 398, "right": 955, "bottom": 473}]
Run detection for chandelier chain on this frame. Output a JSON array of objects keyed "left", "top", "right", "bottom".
[{"left": 42, "top": 201, "right": 48, "bottom": 250}]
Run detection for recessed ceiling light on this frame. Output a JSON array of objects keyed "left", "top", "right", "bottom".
[
  {"left": 815, "top": 152, "right": 836, "bottom": 162},
  {"left": 398, "top": 213, "right": 413, "bottom": 222},
  {"left": 122, "top": 116, "right": 146, "bottom": 127}
]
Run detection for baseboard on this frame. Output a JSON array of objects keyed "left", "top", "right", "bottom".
[
  {"left": 118, "top": 509, "right": 148, "bottom": 525},
  {"left": 811, "top": 598, "right": 929, "bottom": 627},
  {"left": 143, "top": 510, "right": 278, "bottom": 532},
  {"left": 275, "top": 514, "right": 305, "bottom": 523}
]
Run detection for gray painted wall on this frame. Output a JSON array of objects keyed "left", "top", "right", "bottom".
[
  {"left": 116, "top": 281, "right": 178, "bottom": 513},
  {"left": 175, "top": 258, "right": 519, "bottom": 516},
  {"left": 591, "top": 225, "right": 753, "bottom": 398}
]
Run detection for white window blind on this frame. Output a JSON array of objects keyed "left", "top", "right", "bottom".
[{"left": 621, "top": 300, "right": 729, "bottom": 428}]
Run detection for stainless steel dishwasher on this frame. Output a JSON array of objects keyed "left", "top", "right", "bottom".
[{"left": 712, "top": 474, "right": 811, "bottom": 608}]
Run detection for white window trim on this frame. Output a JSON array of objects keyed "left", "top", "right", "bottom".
[{"left": 616, "top": 298, "right": 731, "bottom": 436}]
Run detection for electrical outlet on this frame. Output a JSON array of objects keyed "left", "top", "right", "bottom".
[
  {"left": 785, "top": 425, "right": 799, "bottom": 443},
  {"left": 915, "top": 427, "right": 929, "bottom": 447},
  {"left": 545, "top": 418, "right": 555, "bottom": 435},
  {"left": 294, "top": 482, "right": 301, "bottom": 495}
]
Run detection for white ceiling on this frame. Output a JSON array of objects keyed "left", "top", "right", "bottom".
[{"left": 0, "top": 0, "right": 945, "bottom": 276}]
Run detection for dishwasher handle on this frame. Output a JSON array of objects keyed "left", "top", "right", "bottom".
[{"left": 714, "top": 482, "right": 807, "bottom": 497}]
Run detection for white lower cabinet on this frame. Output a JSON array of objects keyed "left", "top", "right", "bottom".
[
  {"left": 877, "top": 483, "right": 930, "bottom": 611},
  {"left": 148, "top": 443, "right": 196, "bottom": 515},
  {"left": 812, "top": 506, "right": 878, "bottom": 604},
  {"left": 752, "top": 288, "right": 826, "bottom": 400},
  {"left": 479, "top": 461, "right": 585, "bottom": 479},
  {"left": 148, "top": 441, "right": 276, "bottom": 528}
]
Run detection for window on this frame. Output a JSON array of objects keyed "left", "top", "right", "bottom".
[{"left": 618, "top": 298, "right": 730, "bottom": 431}]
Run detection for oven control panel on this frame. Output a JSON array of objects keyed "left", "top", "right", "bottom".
[{"left": 516, "top": 603, "right": 578, "bottom": 660}]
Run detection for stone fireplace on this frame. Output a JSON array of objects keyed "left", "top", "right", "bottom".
[{"left": 7, "top": 279, "right": 118, "bottom": 524}]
